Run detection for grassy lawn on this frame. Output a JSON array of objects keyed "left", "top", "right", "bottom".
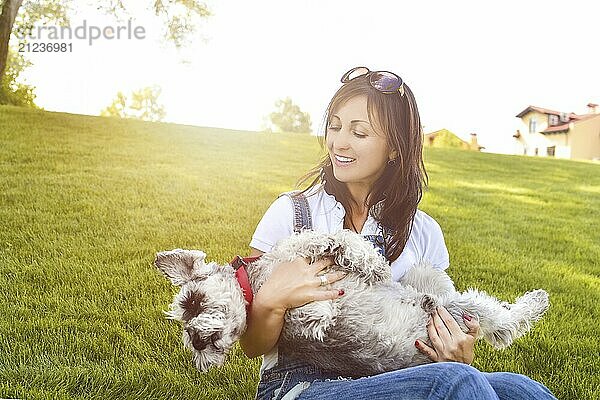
[{"left": 1, "top": 104, "right": 598, "bottom": 399}]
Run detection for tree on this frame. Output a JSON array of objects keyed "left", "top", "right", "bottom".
[
  {"left": 0, "top": 46, "right": 35, "bottom": 106},
  {"left": 0, "top": 0, "right": 24, "bottom": 88},
  {"left": 96, "top": 0, "right": 210, "bottom": 48},
  {"left": 101, "top": 85, "right": 166, "bottom": 122},
  {"left": 0, "top": 0, "right": 70, "bottom": 93},
  {"left": 269, "top": 97, "right": 312, "bottom": 134},
  {"left": 0, "top": 0, "right": 211, "bottom": 104}
]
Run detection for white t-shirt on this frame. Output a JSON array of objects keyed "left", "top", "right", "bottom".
[{"left": 249, "top": 183, "right": 450, "bottom": 373}]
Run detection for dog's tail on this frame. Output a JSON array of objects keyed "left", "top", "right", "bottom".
[{"left": 451, "top": 289, "right": 549, "bottom": 349}]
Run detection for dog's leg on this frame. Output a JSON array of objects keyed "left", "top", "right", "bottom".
[
  {"left": 281, "top": 300, "right": 338, "bottom": 342},
  {"left": 446, "top": 289, "right": 549, "bottom": 348},
  {"left": 400, "top": 261, "right": 456, "bottom": 297},
  {"left": 331, "top": 230, "right": 393, "bottom": 284}
]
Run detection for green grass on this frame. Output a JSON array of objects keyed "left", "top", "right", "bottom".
[{"left": 1, "top": 104, "right": 598, "bottom": 399}]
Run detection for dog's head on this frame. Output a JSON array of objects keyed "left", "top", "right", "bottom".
[{"left": 154, "top": 249, "right": 247, "bottom": 371}]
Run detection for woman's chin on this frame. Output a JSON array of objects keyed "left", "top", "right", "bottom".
[
  {"left": 333, "top": 174, "right": 357, "bottom": 185},
  {"left": 331, "top": 170, "right": 348, "bottom": 182}
]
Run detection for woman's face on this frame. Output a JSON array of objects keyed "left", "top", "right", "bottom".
[{"left": 326, "top": 95, "right": 396, "bottom": 190}]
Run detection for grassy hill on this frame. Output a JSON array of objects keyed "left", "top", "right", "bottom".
[{"left": 1, "top": 105, "right": 598, "bottom": 399}]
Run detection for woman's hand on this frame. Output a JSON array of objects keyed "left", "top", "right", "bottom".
[
  {"left": 254, "top": 256, "right": 346, "bottom": 315},
  {"left": 415, "top": 306, "right": 480, "bottom": 365}
]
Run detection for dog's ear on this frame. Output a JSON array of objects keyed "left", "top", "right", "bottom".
[{"left": 154, "top": 249, "right": 208, "bottom": 286}]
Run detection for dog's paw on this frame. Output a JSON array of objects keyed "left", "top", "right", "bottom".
[{"left": 420, "top": 294, "right": 438, "bottom": 314}]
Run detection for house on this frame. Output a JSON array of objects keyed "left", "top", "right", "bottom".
[
  {"left": 424, "top": 129, "right": 484, "bottom": 151},
  {"left": 514, "top": 103, "right": 600, "bottom": 160}
]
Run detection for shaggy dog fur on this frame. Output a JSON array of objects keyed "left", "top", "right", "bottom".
[{"left": 154, "top": 229, "right": 549, "bottom": 376}]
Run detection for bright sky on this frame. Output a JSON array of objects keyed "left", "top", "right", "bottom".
[{"left": 17, "top": 0, "right": 600, "bottom": 154}]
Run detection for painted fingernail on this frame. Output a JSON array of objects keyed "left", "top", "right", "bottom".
[
  {"left": 415, "top": 340, "right": 420, "bottom": 348},
  {"left": 463, "top": 314, "right": 472, "bottom": 321},
  {"left": 338, "top": 289, "right": 345, "bottom": 296}
]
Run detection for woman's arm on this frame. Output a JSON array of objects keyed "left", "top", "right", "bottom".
[
  {"left": 239, "top": 247, "right": 345, "bottom": 358},
  {"left": 239, "top": 248, "right": 283, "bottom": 358}
]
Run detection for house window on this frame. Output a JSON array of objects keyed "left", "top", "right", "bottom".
[
  {"left": 529, "top": 117, "right": 537, "bottom": 133},
  {"left": 547, "top": 146, "right": 556, "bottom": 157},
  {"left": 549, "top": 115, "right": 558, "bottom": 126},
  {"left": 534, "top": 147, "right": 539, "bottom": 156}
]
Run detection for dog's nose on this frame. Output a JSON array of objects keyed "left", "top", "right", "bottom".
[{"left": 187, "top": 328, "right": 209, "bottom": 351}]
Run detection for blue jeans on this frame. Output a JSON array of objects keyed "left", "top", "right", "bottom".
[{"left": 255, "top": 352, "right": 557, "bottom": 400}]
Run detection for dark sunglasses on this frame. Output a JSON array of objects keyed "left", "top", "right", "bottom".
[{"left": 341, "top": 66, "right": 405, "bottom": 97}]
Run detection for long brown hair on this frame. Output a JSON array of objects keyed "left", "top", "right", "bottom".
[{"left": 295, "top": 73, "right": 429, "bottom": 263}]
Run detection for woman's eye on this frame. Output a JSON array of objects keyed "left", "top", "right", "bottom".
[{"left": 326, "top": 126, "right": 366, "bottom": 137}]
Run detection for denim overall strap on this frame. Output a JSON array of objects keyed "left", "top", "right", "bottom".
[
  {"left": 362, "top": 222, "right": 391, "bottom": 259},
  {"left": 279, "top": 191, "right": 313, "bottom": 233},
  {"left": 362, "top": 233, "right": 386, "bottom": 258}
]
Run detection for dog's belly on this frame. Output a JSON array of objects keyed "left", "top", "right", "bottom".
[{"left": 279, "top": 282, "right": 433, "bottom": 377}]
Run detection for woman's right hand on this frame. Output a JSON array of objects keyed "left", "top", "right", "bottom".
[{"left": 254, "top": 256, "right": 346, "bottom": 314}]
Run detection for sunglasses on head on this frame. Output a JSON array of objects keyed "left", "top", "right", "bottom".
[{"left": 341, "top": 66, "right": 405, "bottom": 97}]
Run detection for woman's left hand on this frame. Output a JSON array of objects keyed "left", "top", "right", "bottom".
[{"left": 415, "top": 306, "right": 480, "bottom": 365}]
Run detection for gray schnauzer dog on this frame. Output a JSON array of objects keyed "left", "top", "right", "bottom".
[{"left": 154, "top": 229, "right": 549, "bottom": 377}]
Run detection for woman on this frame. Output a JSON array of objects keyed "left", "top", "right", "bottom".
[{"left": 240, "top": 67, "right": 556, "bottom": 400}]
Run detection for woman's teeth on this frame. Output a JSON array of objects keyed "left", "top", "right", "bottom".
[{"left": 335, "top": 155, "right": 356, "bottom": 163}]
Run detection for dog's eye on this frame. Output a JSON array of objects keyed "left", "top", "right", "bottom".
[{"left": 180, "top": 291, "right": 206, "bottom": 321}]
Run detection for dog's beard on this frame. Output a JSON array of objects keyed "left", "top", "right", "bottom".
[{"left": 193, "top": 348, "right": 227, "bottom": 372}]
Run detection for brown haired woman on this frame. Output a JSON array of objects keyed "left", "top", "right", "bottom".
[{"left": 241, "top": 67, "right": 556, "bottom": 400}]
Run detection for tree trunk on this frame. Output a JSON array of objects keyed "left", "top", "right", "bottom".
[{"left": 0, "top": 0, "right": 23, "bottom": 87}]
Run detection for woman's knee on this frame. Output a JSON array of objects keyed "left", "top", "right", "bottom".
[
  {"left": 486, "top": 371, "right": 541, "bottom": 389},
  {"left": 484, "top": 371, "right": 557, "bottom": 399},
  {"left": 434, "top": 362, "right": 482, "bottom": 379},
  {"left": 414, "top": 362, "right": 490, "bottom": 388},
  {"left": 421, "top": 362, "right": 497, "bottom": 399},
  {"left": 438, "top": 363, "right": 491, "bottom": 388}
]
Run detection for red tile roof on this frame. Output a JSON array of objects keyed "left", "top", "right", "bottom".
[
  {"left": 539, "top": 113, "right": 600, "bottom": 134},
  {"left": 541, "top": 124, "right": 569, "bottom": 134},
  {"left": 516, "top": 105, "right": 579, "bottom": 119}
]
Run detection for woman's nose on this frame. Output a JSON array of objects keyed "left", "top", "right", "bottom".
[{"left": 333, "top": 130, "right": 351, "bottom": 150}]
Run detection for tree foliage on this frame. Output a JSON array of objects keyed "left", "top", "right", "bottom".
[
  {"left": 269, "top": 97, "right": 312, "bottom": 134},
  {"left": 94, "top": 0, "right": 211, "bottom": 48},
  {"left": 0, "top": 0, "right": 66, "bottom": 105},
  {"left": 101, "top": 85, "right": 166, "bottom": 122},
  {"left": 13, "top": 0, "right": 70, "bottom": 37},
  {"left": 0, "top": 0, "right": 211, "bottom": 106},
  {"left": 0, "top": 46, "right": 35, "bottom": 106}
]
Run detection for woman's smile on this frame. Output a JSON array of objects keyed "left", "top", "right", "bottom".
[{"left": 332, "top": 153, "right": 357, "bottom": 167}]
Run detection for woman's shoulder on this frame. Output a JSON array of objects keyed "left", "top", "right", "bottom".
[
  {"left": 263, "top": 184, "right": 331, "bottom": 220},
  {"left": 391, "top": 208, "right": 449, "bottom": 278},
  {"left": 412, "top": 209, "right": 443, "bottom": 232},
  {"left": 277, "top": 183, "right": 326, "bottom": 198},
  {"left": 408, "top": 209, "right": 446, "bottom": 247}
]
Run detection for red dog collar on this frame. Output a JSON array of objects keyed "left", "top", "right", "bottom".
[{"left": 230, "top": 255, "right": 261, "bottom": 307}]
